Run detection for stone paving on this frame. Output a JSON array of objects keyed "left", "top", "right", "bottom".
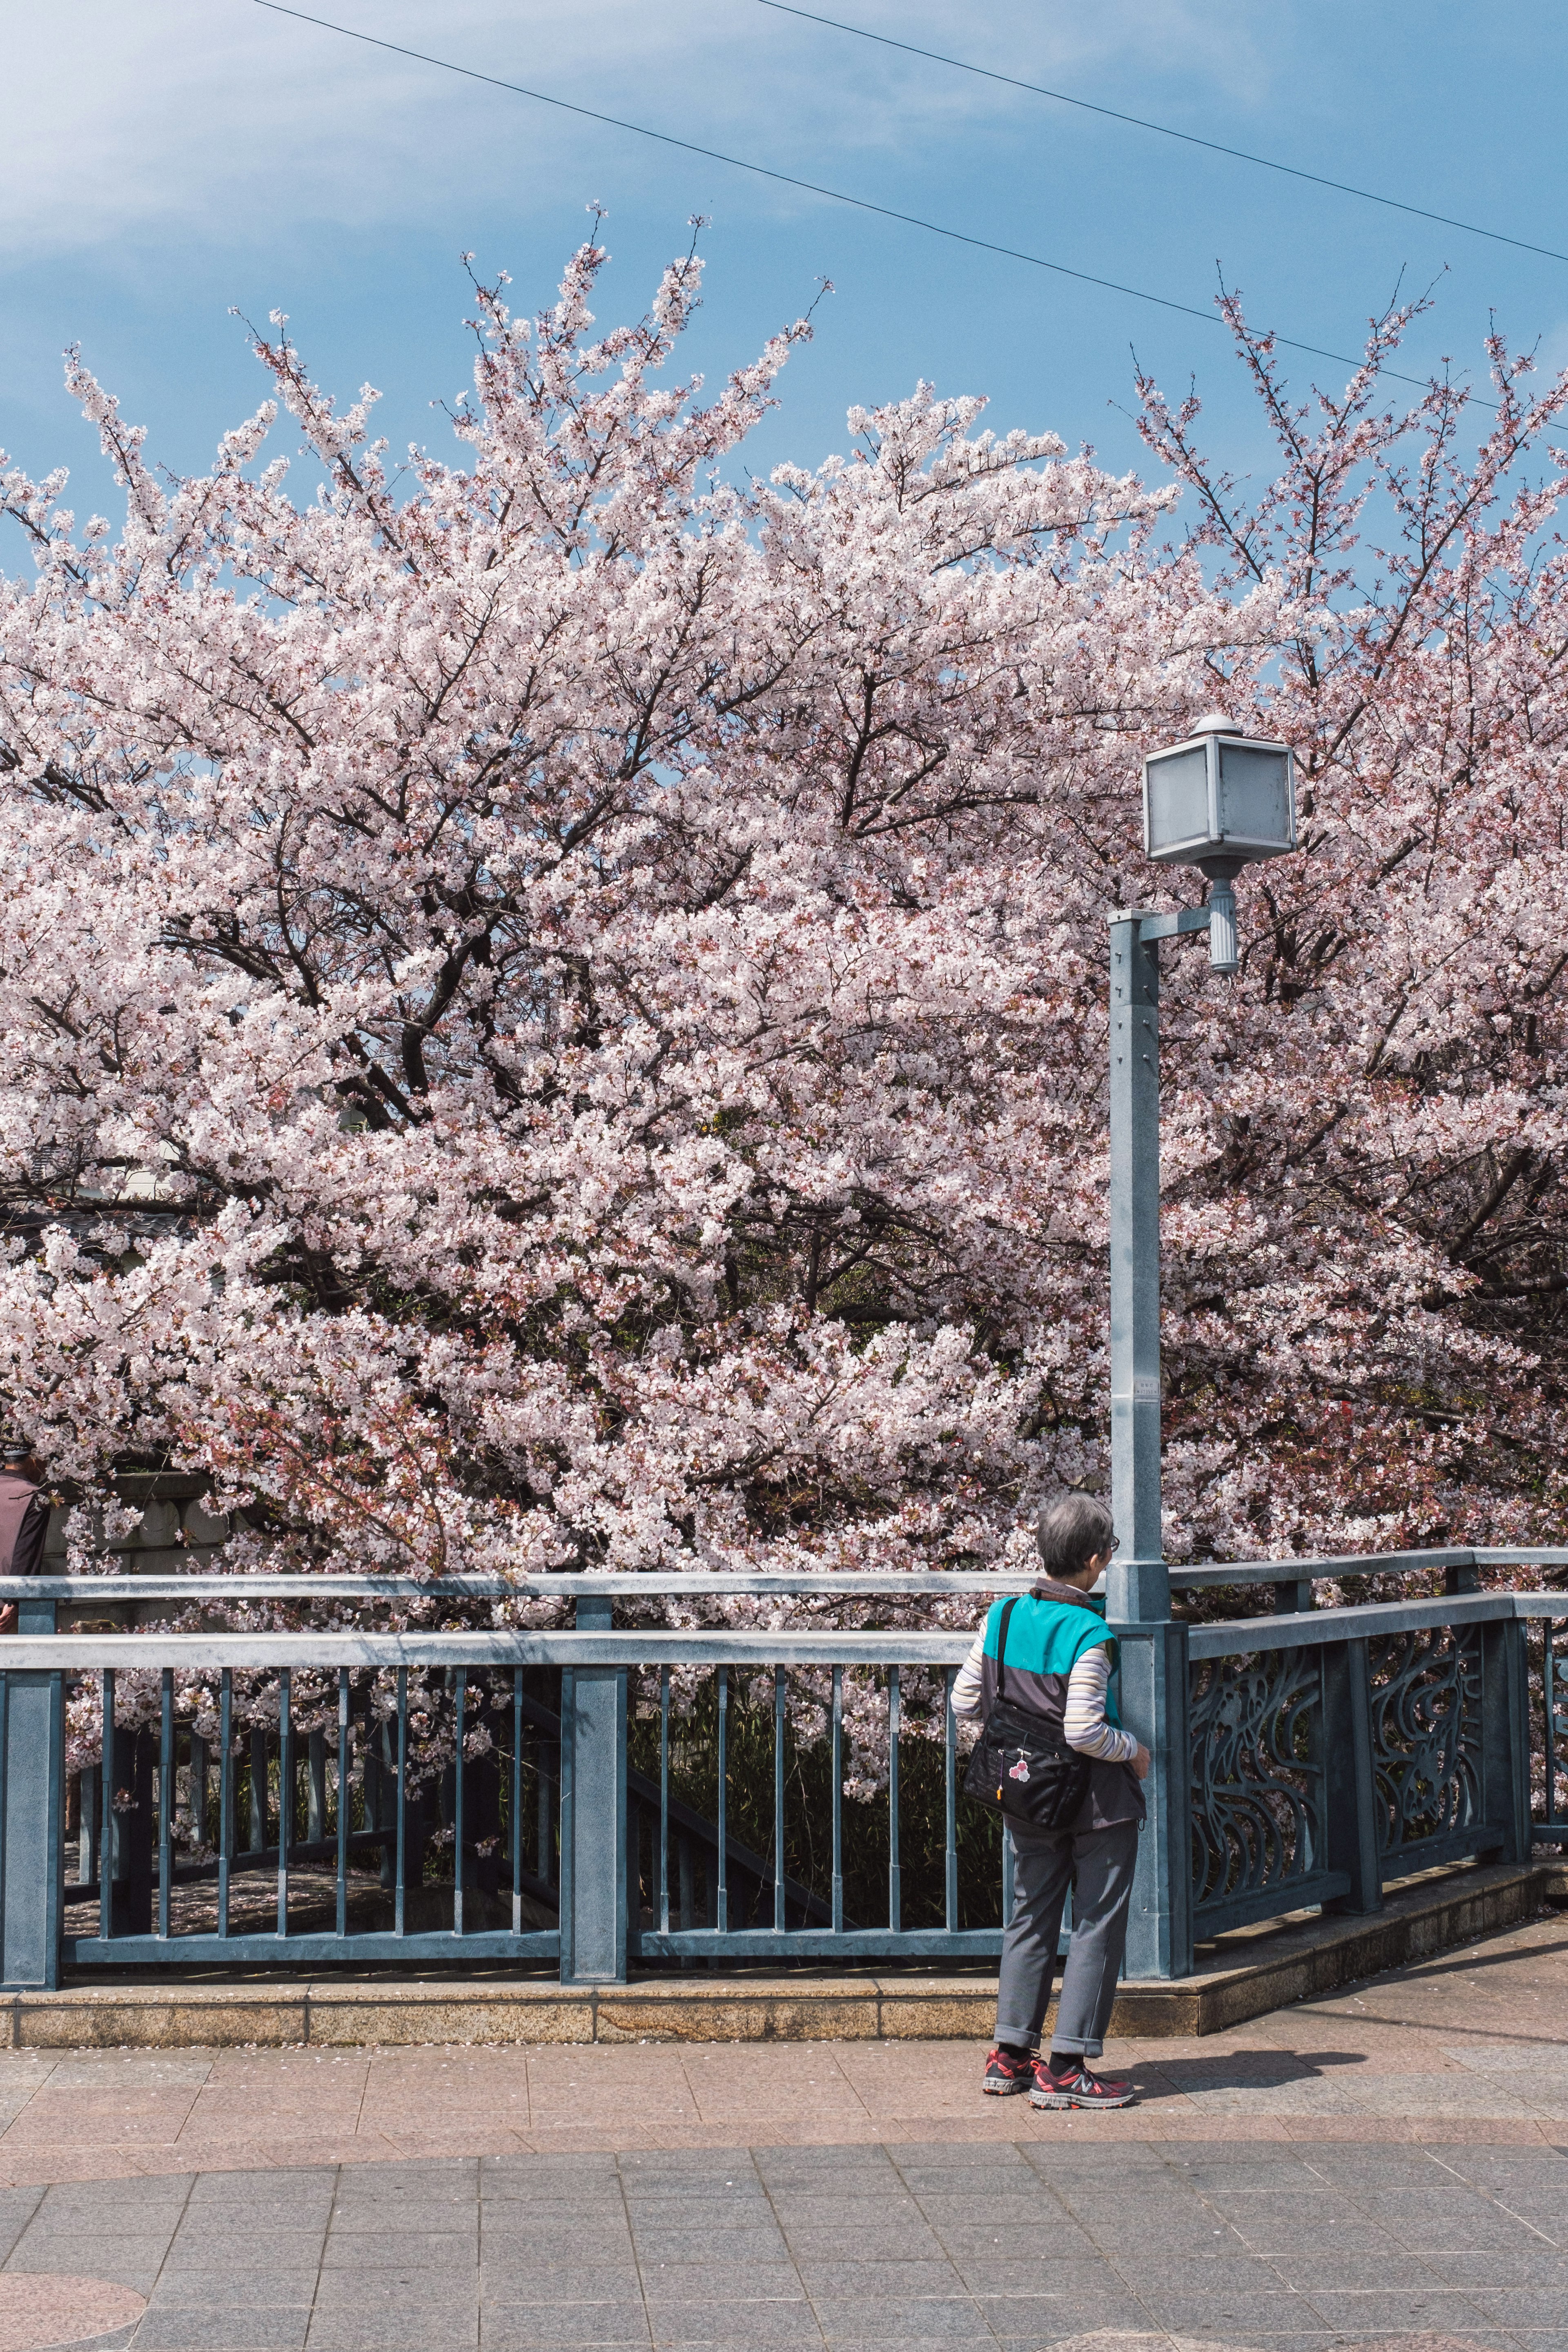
[{"left": 0, "top": 1910, "right": 1564, "bottom": 2351}]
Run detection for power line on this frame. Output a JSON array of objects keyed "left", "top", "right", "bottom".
[
  {"left": 249, "top": 0, "right": 1475, "bottom": 401},
  {"left": 756, "top": 0, "right": 1568, "bottom": 270}
]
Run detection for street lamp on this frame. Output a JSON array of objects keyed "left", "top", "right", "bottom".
[
  {"left": 1106, "top": 710, "right": 1297, "bottom": 1980},
  {"left": 1143, "top": 713, "right": 1297, "bottom": 975}
]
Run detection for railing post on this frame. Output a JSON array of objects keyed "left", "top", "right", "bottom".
[
  {"left": 0, "top": 1592, "right": 65, "bottom": 1989},
  {"left": 1320, "top": 1637, "right": 1382, "bottom": 1913},
  {"left": 1480, "top": 1615, "right": 1531, "bottom": 1866},
  {"left": 1110, "top": 1618, "right": 1192, "bottom": 1981},
  {"left": 558, "top": 1591, "right": 627, "bottom": 1984}
]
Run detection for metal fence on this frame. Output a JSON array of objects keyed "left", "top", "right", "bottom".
[{"left": 0, "top": 1551, "right": 1560, "bottom": 1989}]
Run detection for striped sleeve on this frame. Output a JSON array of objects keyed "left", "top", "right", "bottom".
[
  {"left": 950, "top": 1634, "right": 987, "bottom": 1719},
  {"left": 1062, "top": 1643, "right": 1138, "bottom": 1762}
]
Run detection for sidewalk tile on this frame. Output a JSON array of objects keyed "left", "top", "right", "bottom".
[
  {"left": 475, "top": 2307, "right": 648, "bottom": 2347},
  {"left": 134, "top": 2316, "right": 311, "bottom": 2351}
]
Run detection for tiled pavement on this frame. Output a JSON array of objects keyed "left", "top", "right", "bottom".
[
  {"left": 3, "top": 2138, "right": 1568, "bottom": 2352},
  {"left": 1, "top": 1909, "right": 1566, "bottom": 2351}
]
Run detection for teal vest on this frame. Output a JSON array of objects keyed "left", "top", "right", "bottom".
[{"left": 981, "top": 1593, "right": 1122, "bottom": 1727}]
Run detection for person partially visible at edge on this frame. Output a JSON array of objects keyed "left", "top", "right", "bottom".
[
  {"left": 951, "top": 1492, "right": 1150, "bottom": 2112},
  {"left": 0, "top": 1443, "right": 50, "bottom": 1636}
]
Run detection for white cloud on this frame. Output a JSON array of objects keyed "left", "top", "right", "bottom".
[{"left": 4, "top": 0, "right": 1274, "bottom": 259}]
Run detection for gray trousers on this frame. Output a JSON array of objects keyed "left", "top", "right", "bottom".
[{"left": 994, "top": 1817, "right": 1140, "bottom": 2059}]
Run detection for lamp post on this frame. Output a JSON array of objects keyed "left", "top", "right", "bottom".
[{"left": 1105, "top": 711, "right": 1297, "bottom": 1978}]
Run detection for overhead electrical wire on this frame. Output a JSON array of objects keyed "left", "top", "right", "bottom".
[
  {"left": 756, "top": 0, "right": 1568, "bottom": 270},
  {"left": 249, "top": 0, "right": 1486, "bottom": 403}
]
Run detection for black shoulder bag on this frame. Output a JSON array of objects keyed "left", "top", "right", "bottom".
[{"left": 961, "top": 1596, "right": 1094, "bottom": 1833}]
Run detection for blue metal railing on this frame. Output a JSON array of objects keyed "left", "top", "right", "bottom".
[
  {"left": 71, "top": 1657, "right": 563, "bottom": 1967},
  {"left": 0, "top": 1557, "right": 1560, "bottom": 1989}
]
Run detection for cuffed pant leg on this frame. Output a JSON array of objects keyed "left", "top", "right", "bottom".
[
  {"left": 1049, "top": 1820, "right": 1140, "bottom": 2058},
  {"left": 994, "top": 1828, "right": 1074, "bottom": 2052}
]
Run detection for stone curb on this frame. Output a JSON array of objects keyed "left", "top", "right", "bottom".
[{"left": 1, "top": 1856, "right": 1557, "bottom": 2050}]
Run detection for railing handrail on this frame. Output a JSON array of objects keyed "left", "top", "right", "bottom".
[
  {"left": 10, "top": 1545, "right": 1567, "bottom": 1607},
  {"left": 1172, "top": 1546, "right": 1568, "bottom": 1587},
  {"left": 0, "top": 1572, "right": 1040, "bottom": 1601},
  {"left": 0, "top": 1630, "right": 980, "bottom": 1668},
  {"left": 1169, "top": 1548, "right": 1470, "bottom": 1587},
  {"left": 9, "top": 1585, "right": 1568, "bottom": 1669},
  {"left": 1187, "top": 1589, "right": 1519, "bottom": 1658}
]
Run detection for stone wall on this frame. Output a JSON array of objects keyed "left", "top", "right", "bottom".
[{"left": 42, "top": 1473, "right": 243, "bottom": 1624}]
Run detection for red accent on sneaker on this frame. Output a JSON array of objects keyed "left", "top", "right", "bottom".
[
  {"left": 1030, "top": 2060, "right": 1136, "bottom": 2109},
  {"left": 981, "top": 2046, "right": 1037, "bottom": 2095}
]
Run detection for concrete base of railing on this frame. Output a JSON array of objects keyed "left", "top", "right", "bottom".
[{"left": 0, "top": 1856, "right": 1556, "bottom": 2049}]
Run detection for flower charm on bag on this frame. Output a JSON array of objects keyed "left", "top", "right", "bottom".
[{"left": 1008, "top": 1754, "right": 1031, "bottom": 1782}]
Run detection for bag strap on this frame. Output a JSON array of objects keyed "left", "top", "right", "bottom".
[{"left": 994, "top": 1595, "right": 1020, "bottom": 1705}]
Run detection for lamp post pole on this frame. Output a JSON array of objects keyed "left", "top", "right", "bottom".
[
  {"left": 1105, "top": 903, "right": 1207, "bottom": 1984},
  {"left": 1107, "top": 912, "right": 1167, "bottom": 1619},
  {"left": 1102, "top": 712, "right": 1297, "bottom": 1982}
]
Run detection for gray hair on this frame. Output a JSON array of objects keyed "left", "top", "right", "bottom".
[{"left": 1035, "top": 1492, "right": 1115, "bottom": 1579}]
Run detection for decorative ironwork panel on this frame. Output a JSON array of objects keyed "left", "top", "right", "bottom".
[
  {"left": 1547, "top": 1621, "right": 1568, "bottom": 1822},
  {"left": 1189, "top": 1648, "right": 1325, "bottom": 1914},
  {"left": 1368, "top": 1626, "right": 1482, "bottom": 1855}
]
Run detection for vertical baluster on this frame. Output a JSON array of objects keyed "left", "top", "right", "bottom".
[
  {"left": 716, "top": 1667, "right": 728, "bottom": 1936},
  {"left": 773, "top": 1666, "right": 786, "bottom": 1932},
  {"left": 248, "top": 1728, "right": 267, "bottom": 1857},
  {"left": 944, "top": 1666, "right": 958, "bottom": 1936},
  {"left": 99, "top": 1671, "right": 114, "bottom": 1944},
  {"left": 453, "top": 1669, "right": 466, "bottom": 1936},
  {"left": 218, "top": 1670, "right": 233, "bottom": 1939},
  {"left": 336, "top": 1672, "right": 350, "bottom": 1941},
  {"left": 307, "top": 1728, "right": 327, "bottom": 1845},
  {"left": 831, "top": 1666, "right": 843, "bottom": 1937},
  {"left": 277, "top": 1670, "right": 292, "bottom": 1937},
  {"left": 888, "top": 1666, "right": 901, "bottom": 1935},
  {"left": 188, "top": 1736, "right": 208, "bottom": 1854},
  {"left": 362, "top": 1724, "right": 380, "bottom": 1846},
  {"left": 512, "top": 1668, "right": 524, "bottom": 1934},
  {"left": 79, "top": 1764, "right": 98, "bottom": 1889},
  {"left": 158, "top": 1670, "right": 173, "bottom": 1942},
  {"left": 627, "top": 1797, "right": 642, "bottom": 1931},
  {"left": 394, "top": 1668, "right": 408, "bottom": 1936},
  {"left": 1002, "top": 1820, "right": 1016, "bottom": 1929},
  {"left": 659, "top": 1667, "right": 671, "bottom": 1936},
  {"left": 534, "top": 1722, "right": 548, "bottom": 1894}
]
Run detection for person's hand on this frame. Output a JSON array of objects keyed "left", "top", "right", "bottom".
[{"left": 1131, "top": 1742, "right": 1151, "bottom": 1781}]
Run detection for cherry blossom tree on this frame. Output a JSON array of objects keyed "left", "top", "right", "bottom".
[
  {"left": 2, "top": 228, "right": 1567, "bottom": 1669},
  {"left": 1138, "top": 296, "right": 1568, "bottom": 1572}
]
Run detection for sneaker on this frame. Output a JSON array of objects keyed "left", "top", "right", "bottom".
[
  {"left": 1029, "top": 2059, "right": 1136, "bottom": 2109},
  {"left": 981, "top": 2045, "right": 1038, "bottom": 2096}
]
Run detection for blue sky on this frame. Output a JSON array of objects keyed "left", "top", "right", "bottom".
[{"left": 5, "top": 1, "right": 1568, "bottom": 517}]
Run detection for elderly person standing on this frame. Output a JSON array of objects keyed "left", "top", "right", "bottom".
[
  {"left": 0, "top": 1443, "right": 50, "bottom": 1635},
  {"left": 952, "top": 1492, "right": 1149, "bottom": 2110}
]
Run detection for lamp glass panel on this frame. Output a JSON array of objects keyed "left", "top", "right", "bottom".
[
  {"left": 1145, "top": 743, "right": 1209, "bottom": 854},
  {"left": 1217, "top": 742, "right": 1291, "bottom": 847}
]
